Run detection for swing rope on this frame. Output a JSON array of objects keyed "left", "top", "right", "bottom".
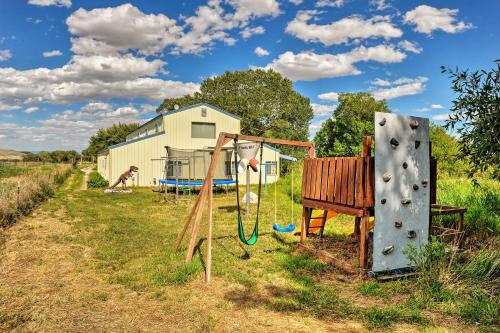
[
  {"left": 272, "top": 155, "right": 296, "bottom": 233},
  {"left": 235, "top": 138, "right": 263, "bottom": 245}
]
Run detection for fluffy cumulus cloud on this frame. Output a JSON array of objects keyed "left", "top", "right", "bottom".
[
  {"left": 404, "top": 5, "right": 473, "bottom": 35},
  {"left": 0, "top": 54, "right": 199, "bottom": 104},
  {"left": 28, "top": 0, "right": 71, "bottom": 8},
  {"left": 370, "top": 76, "right": 428, "bottom": 100},
  {"left": 317, "top": 92, "right": 339, "bottom": 101},
  {"left": 24, "top": 107, "right": 39, "bottom": 114},
  {"left": 286, "top": 10, "right": 402, "bottom": 46},
  {"left": 431, "top": 104, "right": 444, "bottom": 109},
  {"left": 67, "top": 2, "right": 280, "bottom": 56},
  {"left": 431, "top": 113, "right": 450, "bottom": 121},
  {"left": 398, "top": 40, "right": 422, "bottom": 54},
  {"left": 0, "top": 49, "right": 12, "bottom": 61},
  {"left": 42, "top": 50, "right": 63, "bottom": 57},
  {"left": 67, "top": 4, "right": 183, "bottom": 56},
  {"left": 266, "top": 44, "right": 406, "bottom": 81},
  {"left": 254, "top": 46, "right": 270, "bottom": 57},
  {"left": 0, "top": 103, "right": 155, "bottom": 150},
  {"left": 311, "top": 103, "right": 336, "bottom": 116},
  {"left": 289, "top": 0, "right": 303, "bottom": 4}
]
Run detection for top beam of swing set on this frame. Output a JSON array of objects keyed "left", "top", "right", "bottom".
[{"left": 174, "top": 132, "right": 315, "bottom": 282}]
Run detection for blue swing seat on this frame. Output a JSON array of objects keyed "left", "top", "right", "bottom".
[{"left": 273, "top": 223, "right": 296, "bottom": 233}]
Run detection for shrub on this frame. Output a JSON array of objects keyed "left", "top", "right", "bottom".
[{"left": 87, "top": 171, "right": 109, "bottom": 188}]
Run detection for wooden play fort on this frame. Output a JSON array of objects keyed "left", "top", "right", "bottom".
[{"left": 175, "top": 121, "right": 467, "bottom": 282}]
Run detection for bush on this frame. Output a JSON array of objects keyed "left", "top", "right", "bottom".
[{"left": 87, "top": 171, "right": 109, "bottom": 188}]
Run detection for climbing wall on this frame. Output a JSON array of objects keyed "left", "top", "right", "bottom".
[{"left": 372, "top": 112, "right": 430, "bottom": 273}]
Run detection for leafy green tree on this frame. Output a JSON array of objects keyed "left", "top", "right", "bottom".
[
  {"left": 429, "top": 124, "right": 466, "bottom": 176},
  {"left": 441, "top": 60, "right": 500, "bottom": 179},
  {"left": 158, "top": 69, "right": 314, "bottom": 146},
  {"left": 83, "top": 123, "right": 140, "bottom": 158},
  {"left": 314, "top": 93, "right": 390, "bottom": 157}
]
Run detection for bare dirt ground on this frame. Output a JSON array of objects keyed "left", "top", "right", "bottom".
[{"left": 0, "top": 174, "right": 472, "bottom": 332}]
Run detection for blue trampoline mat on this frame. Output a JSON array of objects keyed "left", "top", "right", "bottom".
[{"left": 159, "top": 179, "right": 235, "bottom": 186}]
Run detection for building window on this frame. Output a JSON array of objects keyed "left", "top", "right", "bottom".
[
  {"left": 192, "top": 122, "right": 215, "bottom": 139},
  {"left": 225, "top": 161, "right": 236, "bottom": 176},
  {"left": 265, "top": 161, "right": 277, "bottom": 176},
  {"left": 201, "top": 108, "right": 207, "bottom": 117}
]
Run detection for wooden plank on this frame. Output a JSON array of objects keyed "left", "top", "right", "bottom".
[
  {"left": 327, "top": 159, "right": 336, "bottom": 202},
  {"left": 359, "top": 213, "right": 369, "bottom": 269},
  {"left": 302, "top": 198, "right": 365, "bottom": 217},
  {"left": 320, "top": 159, "right": 329, "bottom": 201},
  {"left": 376, "top": 272, "right": 420, "bottom": 282},
  {"left": 355, "top": 157, "right": 364, "bottom": 207},
  {"left": 347, "top": 158, "right": 355, "bottom": 206},
  {"left": 314, "top": 159, "right": 323, "bottom": 200},
  {"left": 174, "top": 189, "right": 203, "bottom": 251},
  {"left": 297, "top": 243, "right": 357, "bottom": 275},
  {"left": 205, "top": 178, "right": 213, "bottom": 283},
  {"left": 341, "top": 158, "right": 349, "bottom": 205},
  {"left": 301, "top": 158, "right": 310, "bottom": 198},
  {"left": 334, "top": 158, "right": 343, "bottom": 204},
  {"left": 364, "top": 157, "right": 374, "bottom": 207},
  {"left": 308, "top": 159, "right": 317, "bottom": 199}
]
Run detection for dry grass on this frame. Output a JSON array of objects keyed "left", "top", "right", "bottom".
[
  {"left": 0, "top": 164, "right": 72, "bottom": 226},
  {"left": 0, "top": 171, "right": 486, "bottom": 332}
]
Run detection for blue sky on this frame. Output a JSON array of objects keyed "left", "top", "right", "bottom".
[{"left": 0, "top": 0, "right": 498, "bottom": 152}]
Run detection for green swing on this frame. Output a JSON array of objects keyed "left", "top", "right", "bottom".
[{"left": 234, "top": 139, "right": 263, "bottom": 245}]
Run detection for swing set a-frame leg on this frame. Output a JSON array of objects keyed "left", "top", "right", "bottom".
[{"left": 174, "top": 189, "right": 204, "bottom": 251}]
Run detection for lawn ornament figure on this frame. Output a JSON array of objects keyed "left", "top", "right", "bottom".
[{"left": 110, "top": 166, "right": 139, "bottom": 190}]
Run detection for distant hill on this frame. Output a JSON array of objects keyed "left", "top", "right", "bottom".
[{"left": 0, "top": 149, "right": 25, "bottom": 161}]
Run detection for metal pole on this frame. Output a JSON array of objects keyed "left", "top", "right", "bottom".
[{"left": 246, "top": 167, "right": 250, "bottom": 217}]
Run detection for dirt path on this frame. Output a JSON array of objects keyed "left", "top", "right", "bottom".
[{"left": 81, "top": 168, "right": 92, "bottom": 190}]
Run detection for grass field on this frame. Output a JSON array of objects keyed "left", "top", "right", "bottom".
[{"left": 0, "top": 170, "right": 498, "bottom": 332}]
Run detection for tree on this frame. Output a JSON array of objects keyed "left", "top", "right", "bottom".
[
  {"left": 441, "top": 60, "right": 500, "bottom": 179},
  {"left": 157, "top": 69, "right": 314, "bottom": 146},
  {"left": 314, "top": 93, "right": 390, "bottom": 157},
  {"left": 83, "top": 123, "right": 140, "bottom": 158},
  {"left": 429, "top": 124, "right": 466, "bottom": 176}
]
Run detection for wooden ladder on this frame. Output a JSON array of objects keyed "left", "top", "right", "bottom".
[{"left": 304, "top": 209, "right": 329, "bottom": 237}]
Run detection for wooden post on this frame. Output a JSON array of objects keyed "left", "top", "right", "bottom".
[
  {"left": 300, "top": 207, "right": 307, "bottom": 243},
  {"left": 185, "top": 186, "right": 208, "bottom": 262},
  {"left": 359, "top": 213, "right": 369, "bottom": 269},
  {"left": 174, "top": 192, "right": 203, "bottom": 251},
  {"left": 354, "top": 217, "right": 361, "bottom": 240},
  {"left": 205, "top": 178, "right": 213, "bottom": 282}
]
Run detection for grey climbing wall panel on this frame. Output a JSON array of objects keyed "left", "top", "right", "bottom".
[{"left": 373, "top": 112, "right": 430, "bottom": 273}]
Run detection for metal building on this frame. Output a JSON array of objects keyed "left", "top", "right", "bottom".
[{"left": 97, "top": 103, "right": 283, "bottom": 187}]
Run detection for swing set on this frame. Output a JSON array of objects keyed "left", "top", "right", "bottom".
[{"left": 174, "top": 133, "right": 315, "bottom": 282}]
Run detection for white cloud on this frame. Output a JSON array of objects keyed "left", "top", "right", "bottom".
[
  {"left": 317, "top": 92, "right": 339, "bottom": 101},
  {"left": 0, "top": 54, "right": 199, "bottom": 104},
  {"left": 404, "top": 5, "right": 473, "bottom": 35},
  {"left": 398, "top": 40, "right": 422, "bottom": 54},
  {"left": 315, "top": 0, "right": 345, "bottom": 8},
  {"left": 370, "top": 0, "right": 391, "bottom": 11},
  {"left": 240, "top": 26, "right": 265, "bottom": 38},
  {"left": 286, "top": 10, "right": 402, "bottom": 46},
  {"left": 26, "top": 17, "right": 42, "bottom": 24},
  {"left": 431, "top": 113, "right": 450, "bottom": 121},
  {"left": 42, "top": 50, "right": 63, "bottom": 57},
  {"left": 254, "top": 46, "right": 270, "bottom": 57},
  {"left": 81, "top": 102, "right": 113, "bottom": 112},
  {"left": 431, "top": 104, "right": 444, "bottom": 109},
  {"left": 311, "top": 103, "right": 336, "bottom": 116},
  {"left": 0, "top": 101, "right": 21, "bottom": 111},
  {"left": 289, "top": 0, "right": 303, "bottom": 4},
  {"left": 266, "top": 44, "right": 406, "bottom": 81},
  {"left": 309, "top": 117, "right": 329, "bottom": 136},
  {"left": 28, "top": 0, "right": 71, "bottom": 8},
  {"left": 25, "top": 107, "right": 39, "bottom": 114},
  {"left": 67, "top": 4, "right": 182, "bottom": 56},
  {"left": 370, "top": 76, "right": 428, "bottom": 100},
  {"left": 0, "top": 49, "right": 12, "bottom": 61},
  {"left": 371, "top": 78, "right": 391, "bottom": 86}
]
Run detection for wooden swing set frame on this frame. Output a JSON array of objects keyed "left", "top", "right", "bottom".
[{"left": 174, "top": 132, "right": 315, "bottom": 282}]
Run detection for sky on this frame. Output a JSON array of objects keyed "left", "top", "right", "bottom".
[{"left": 0, "top": 0, "right": 498, "bottom": 152}]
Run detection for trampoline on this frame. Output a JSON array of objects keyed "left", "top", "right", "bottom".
[{"left": 159, "top": 179, "right": 236, "bottom": 186}]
